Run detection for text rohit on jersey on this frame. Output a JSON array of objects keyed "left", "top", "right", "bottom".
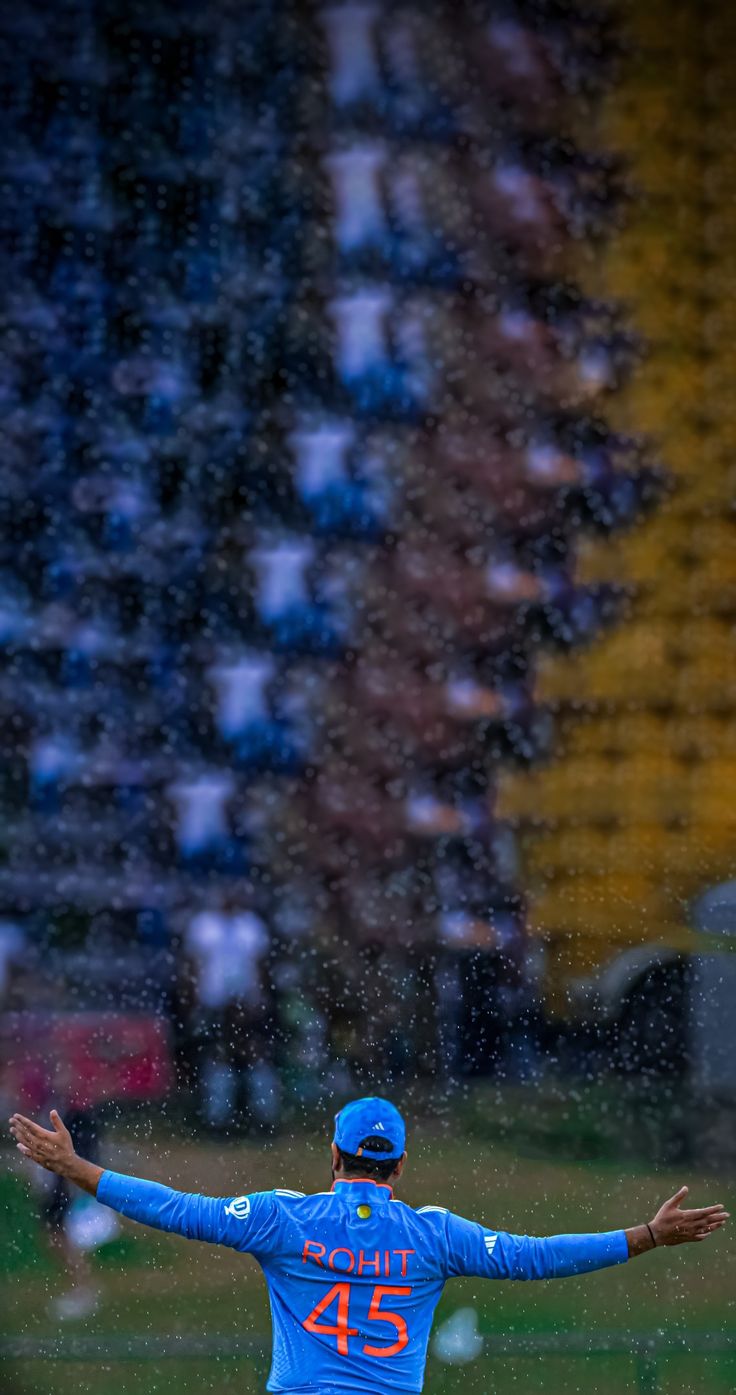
[{"left": 302, "top": 1242, "right": 416, "bottom": 1276}]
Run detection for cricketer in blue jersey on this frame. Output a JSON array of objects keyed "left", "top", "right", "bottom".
[{"left": 10, "top": 1097, "right": 729, "bottom": 1395}]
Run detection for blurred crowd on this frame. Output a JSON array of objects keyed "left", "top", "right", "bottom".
[{"left": 0, "top": 0, "right": 664, "bottom": 1132}]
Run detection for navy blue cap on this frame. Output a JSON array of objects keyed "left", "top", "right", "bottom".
[{"left": 333, "top": 1096, "right": 406, "bottom": 1161}]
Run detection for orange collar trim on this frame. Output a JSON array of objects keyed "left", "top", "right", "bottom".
[{"left": 331, "top": 1178, "right": 394, "bottom": 1196}]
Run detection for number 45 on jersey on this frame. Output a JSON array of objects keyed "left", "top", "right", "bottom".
[{"left": 303, "top": 1283, "right": 411, "bottom": 1356}]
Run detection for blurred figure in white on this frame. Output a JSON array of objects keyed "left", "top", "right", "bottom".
[
  {"left": 184, "top": 903, "right": 277, "bottom": 1132},
  {"left": 167, "top": 768, "right": 236, "bottom": 872},
  {"left": 324, "top": 143, "right": 387, "bottom": 253},
  {"left": 321, "top": 3, "right": 381, "bottom": 109},
  {"left": 207, "top": 650, "right": 276, "bottom": 743},
  {"left": 39, "top": 1072, "right": 118, "bottom": 1321}
]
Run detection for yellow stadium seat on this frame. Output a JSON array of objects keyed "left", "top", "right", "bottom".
[
  {"left": 510, "top": 0, "right": 736, "bottom": 1016},
  {"left": 528, "top": 873, "right": 676, "bottom": 939}
]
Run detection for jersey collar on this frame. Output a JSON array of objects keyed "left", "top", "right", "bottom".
[{"left": 331, "top": 1177, "right": 394, "bottom": 1197}]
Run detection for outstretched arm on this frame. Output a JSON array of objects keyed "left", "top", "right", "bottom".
[
  {"left": 9, "top": 1110, "right": 265, "bottom": 1251},
  {"left": 445, "top": 1187, "right": 728, "bottom": 1282}
]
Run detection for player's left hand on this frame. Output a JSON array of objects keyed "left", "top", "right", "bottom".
[
  {"left": 9, "top": 1110, "right": 76, "bottom": 1176},
  {"left": 650, "top": 1186, "right": 729, "bottom": 1246}
]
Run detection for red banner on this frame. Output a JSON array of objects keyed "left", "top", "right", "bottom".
[{"left": 0, "top": 1012, "right": 174, "bottom": 1110}]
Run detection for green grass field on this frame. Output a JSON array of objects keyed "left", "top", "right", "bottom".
[{"left": 2, "top": 1104, "right": 734, "bottom": 1394}]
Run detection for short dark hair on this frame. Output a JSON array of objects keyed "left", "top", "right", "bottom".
[{"left": 337, "top": 1135, "right": 399, "bottom": 1182}]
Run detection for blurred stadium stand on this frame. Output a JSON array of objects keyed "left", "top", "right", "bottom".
[{"left": 0, "top": 0, "right": 705, "bottom": 1130}]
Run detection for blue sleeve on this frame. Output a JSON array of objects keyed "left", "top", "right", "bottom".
[
  {"left": 444, "top": 1211, "right": 629, "bottom": 1280},
  {"left": 96, "top": 1171, "right": 278, "bottom": 1257}
]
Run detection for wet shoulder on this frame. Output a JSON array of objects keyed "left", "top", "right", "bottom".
[
  {"left": 394, "top": 1199, "right": 452, "bottom": 1235},
  {"left": 264, "top": 1187, "right": 311, "bottom": 1216}
]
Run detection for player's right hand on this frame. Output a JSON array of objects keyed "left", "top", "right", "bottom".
[
  {"left": 650, "top": 1186, "right": 729, "bottom": 1245},
  {"left": 9, "top": 1109, "right": 76, "bottom": 1176}
]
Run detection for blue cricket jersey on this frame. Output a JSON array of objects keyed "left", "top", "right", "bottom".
[{"left": 97, "top": 1170, "right": 628, "bottom": 1395}]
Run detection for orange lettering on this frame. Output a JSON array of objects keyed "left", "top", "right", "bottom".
[
  {"left": 363, "top": 1286, "right": 411, "bottom": 1357},
  {"left": 329, "top": 1247, "right": 355, "bottom": 1273},
  {"left": 358, "top": 1249, "right": 381, "bottom": 1275},
  {"left": 302, "top": 1240, "right": 326, "bottom": 1267},
  {"left": 392, "top": 1249, "right": 415, "bottom": 1277},
  {"left": 303, "top": 1282, "right": 358, "bottom": 1355}
]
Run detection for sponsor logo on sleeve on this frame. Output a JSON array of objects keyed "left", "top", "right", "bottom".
[
  {"left": 225, "top": 1196, "right": 251, "bottom": 1220},
  {"left": 483, "top": 1233, "right": 498, "bottom": 1257}
]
